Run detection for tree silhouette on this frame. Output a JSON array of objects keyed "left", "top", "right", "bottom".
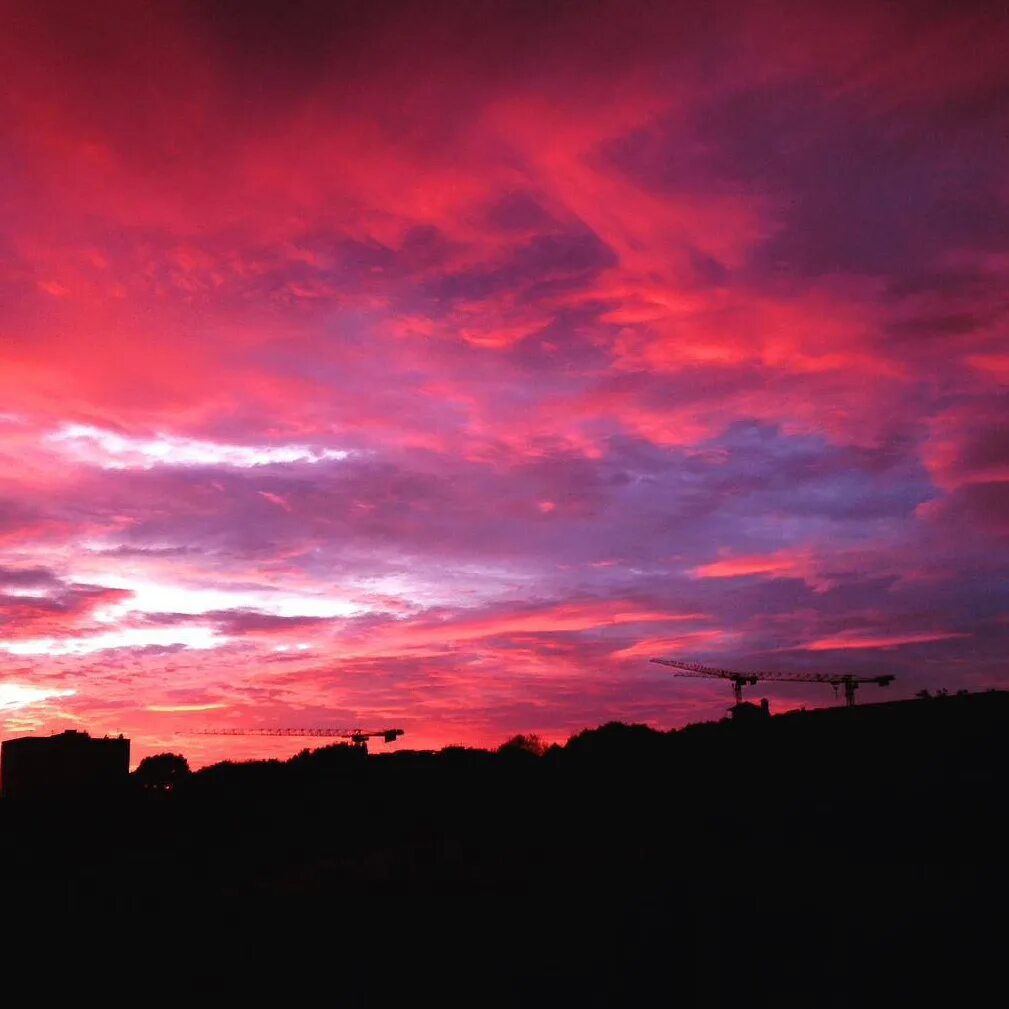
[
  {"left": 134, "top": 752, "right": 191, "bottom": 791},
  {"left": 497, "top": 733, "right": 548, "bottom": 757}
]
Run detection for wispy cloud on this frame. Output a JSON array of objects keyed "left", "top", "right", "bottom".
[{"left": 801, "top": 631, "right": 970, "bottom": 652}]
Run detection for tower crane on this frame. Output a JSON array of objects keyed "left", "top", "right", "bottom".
[
  {"left": 650, "top": 658, "right": 895, "bottom": 707},
  {"left": 192, "top": 728, "right": 404, "bottom": 751}
]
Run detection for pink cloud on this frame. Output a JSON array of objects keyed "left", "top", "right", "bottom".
[
  {"left": 802, "top": 631, "right": 969, "bottom": 652},
  {"left": 690, "top": 549, "right": 832, "bottom": 591}
]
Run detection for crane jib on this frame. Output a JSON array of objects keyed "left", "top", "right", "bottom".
[
  {"left": 188, "top": 727, "right": 405, "bottom": 747},
  {"left": 650, "top": 658, "right": 895, "bottom": 708}
]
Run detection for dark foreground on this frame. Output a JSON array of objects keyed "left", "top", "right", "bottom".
[{"left": 3, "top": 691, "right": 1007, "bottom": 1005}]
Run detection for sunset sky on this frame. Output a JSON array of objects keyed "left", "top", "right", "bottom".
[{"left": 2, "top": 0, "right": 1007, "bottom": 765}]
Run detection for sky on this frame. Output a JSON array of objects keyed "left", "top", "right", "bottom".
[{"left": 1, "top": 0, "right": 1007, "bottom": 766}]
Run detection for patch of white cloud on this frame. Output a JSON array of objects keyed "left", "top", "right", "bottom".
[
  {"left": 48, "top": 424, "right": 350, "bottom": 469},
  {"left": 0, "top": 626, "right": 227, "bottom": 657},
  {"left": 0, "top": 586, "right": 51, "bottom": 599},
  {"left": 0, "top": 683, "right": 76, "bottom": 711},
  {"left": 86, "top": 577, "right": 364, "bottom": 623},
  {"left": 146, "top": 703, "right": 227, "bottom": 713}
]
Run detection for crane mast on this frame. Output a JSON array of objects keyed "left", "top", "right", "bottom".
[{"left": 650, "top": 658, "right": 895, "bottom": 707}]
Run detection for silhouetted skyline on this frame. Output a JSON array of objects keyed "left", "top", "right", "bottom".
[{"left": 4, "top": 688, "right": 1007, "bottom": 1002}]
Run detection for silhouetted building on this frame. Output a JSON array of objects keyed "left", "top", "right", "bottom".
[
  {"left": 730, "top": 698, "right": 771, "bottom": 722},
  {"left": 1, "top": 729, "right": 130, "bottom": 799}
]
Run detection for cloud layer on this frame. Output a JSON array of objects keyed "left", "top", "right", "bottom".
[{"left": 2, "top": 0, "right": 1007, "bottom": 764}]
